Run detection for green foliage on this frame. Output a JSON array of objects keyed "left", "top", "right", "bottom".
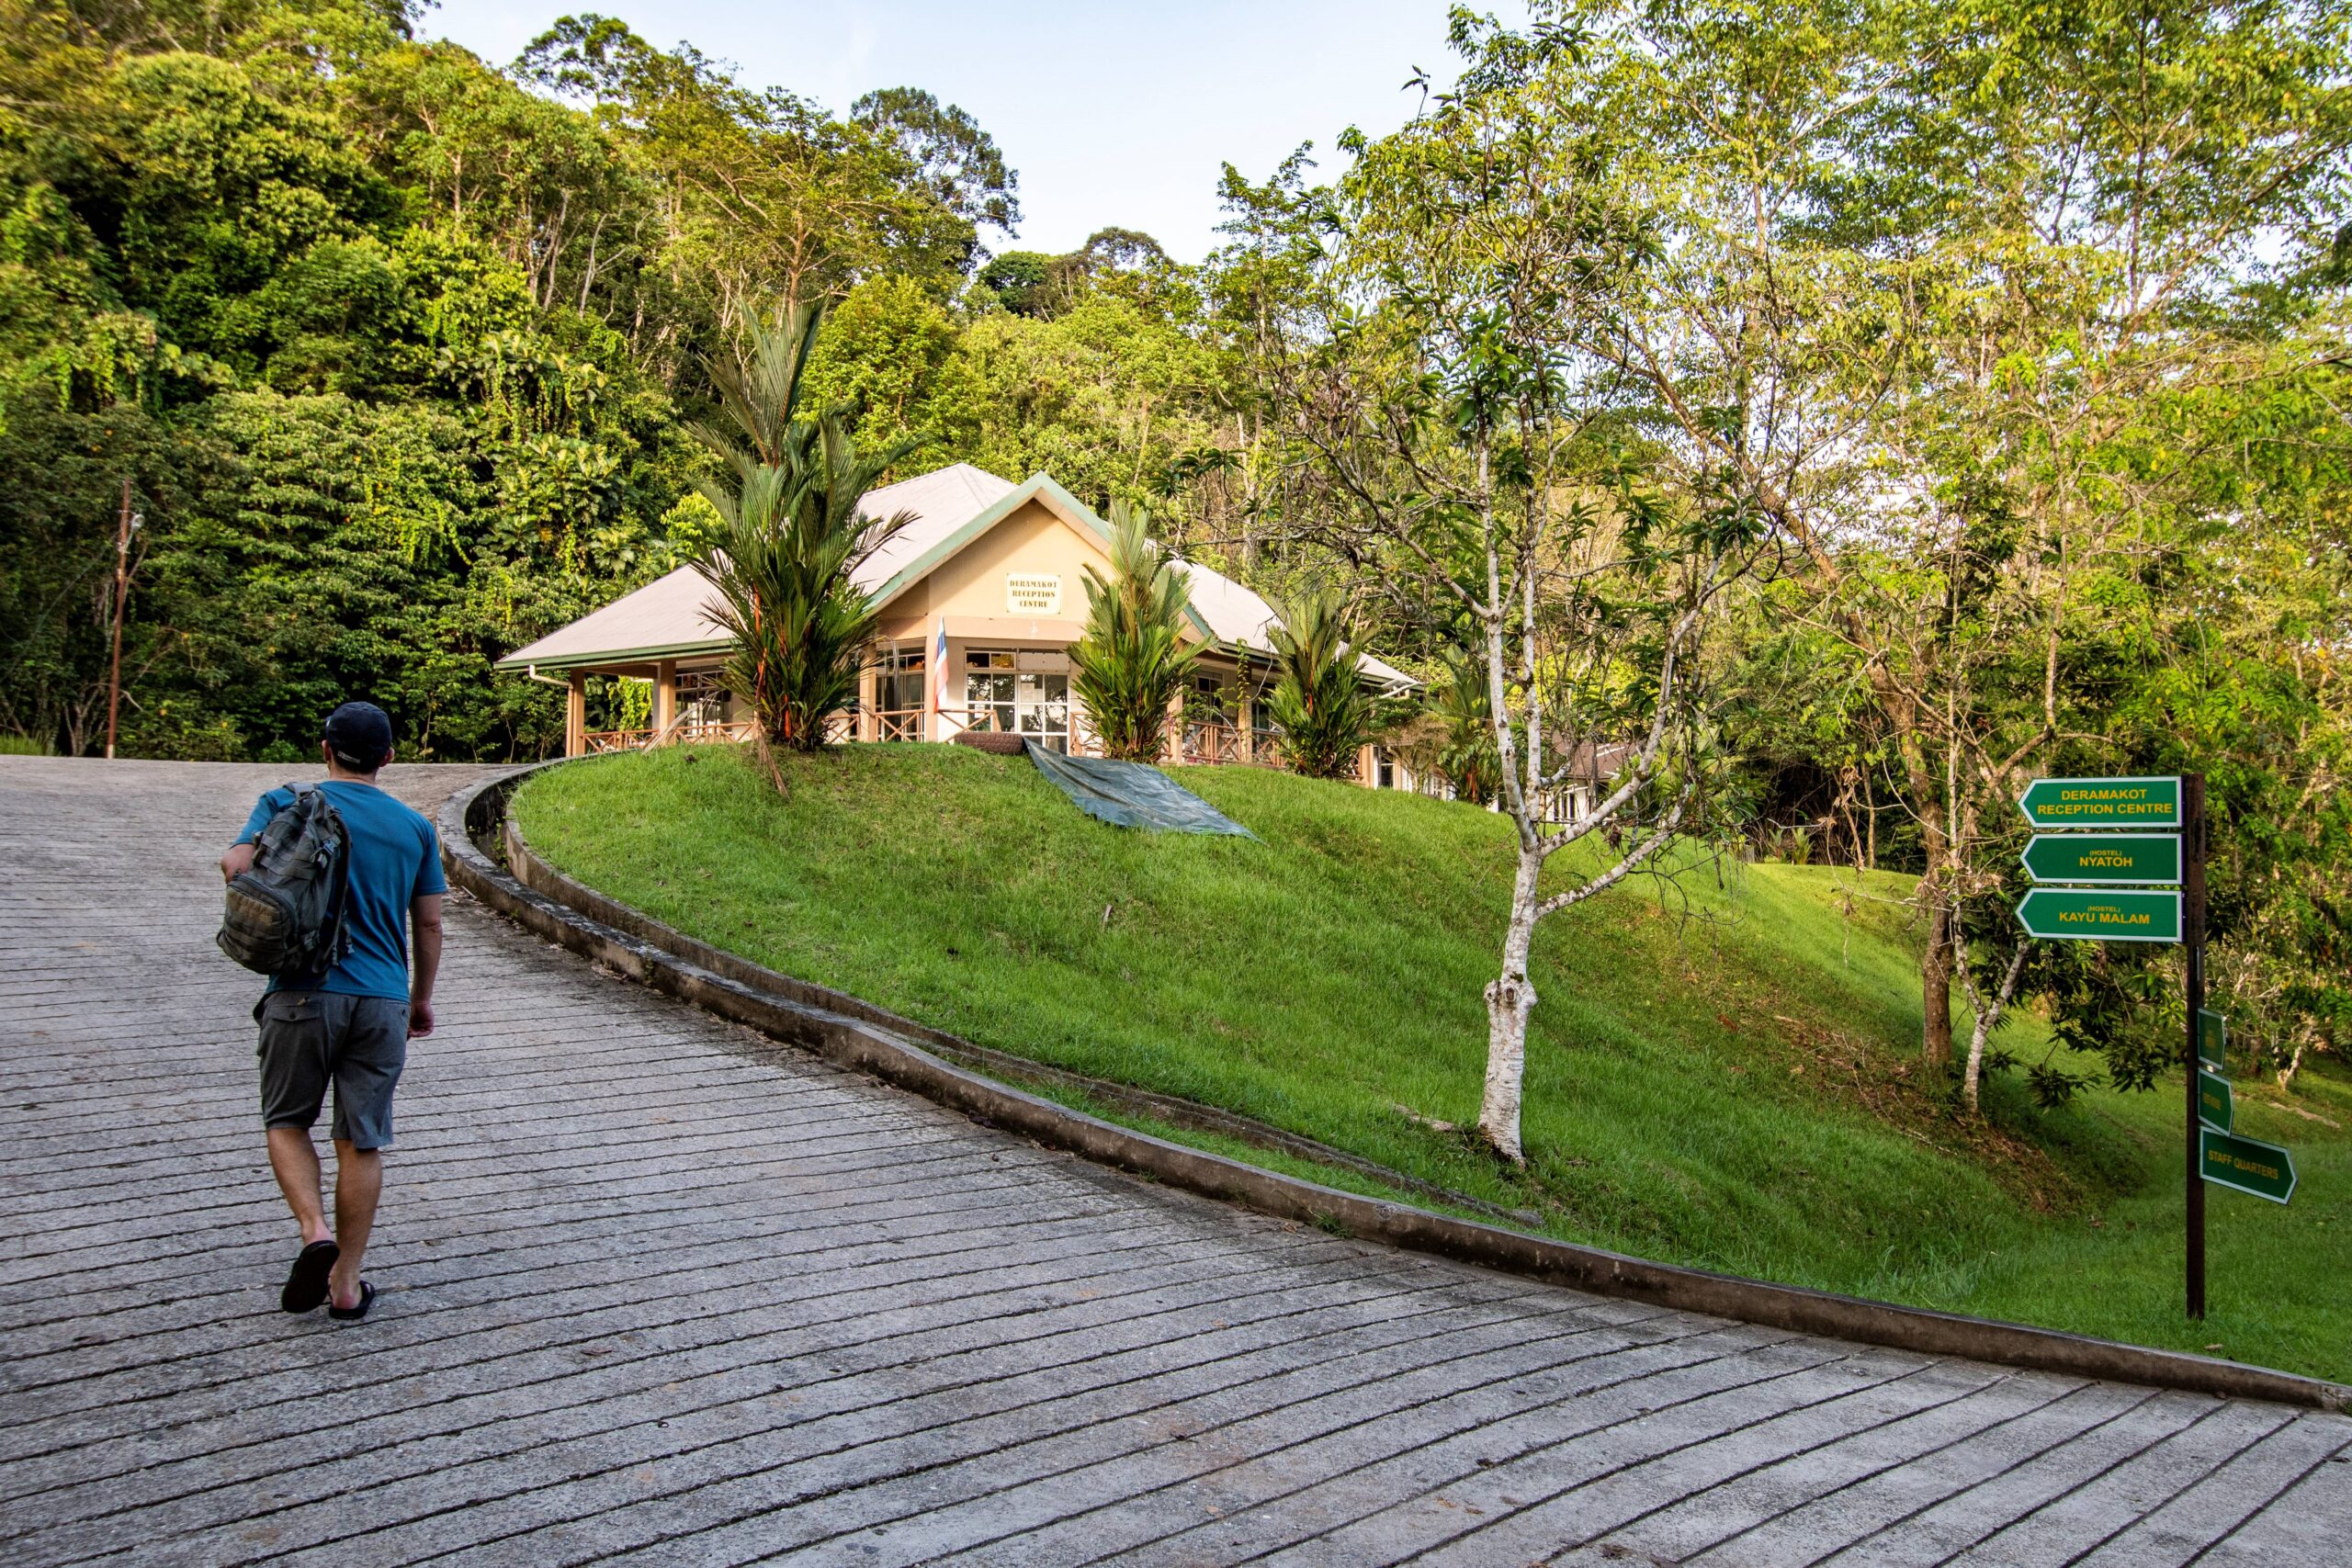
[
  {"left": 1068, "top": 501, "right": 1201, "bottom": 761},
  {"left": 6, "top": 0, "right": 2347, "bottom": 1116},
  {"left": 1265, "top": 585, "right": 1374, "bottom": 779},
  {"left": 0, "top": 0, "right": 1012, "bottom": 761},
  {"left": 972, "top": 228, "right": 1176, "bottom": 321},
  {"left": 695, "top": 303, "right": 921, "bottom": 750},
  {"left": 798, "top": 274, "right": 973, "bottom": 472},
  {"left": 1428, "top": 648, "right": 1500, "bottom": 806},
  {"left": 520, "top": 745, "right": 2352, "bottom": 1382}
]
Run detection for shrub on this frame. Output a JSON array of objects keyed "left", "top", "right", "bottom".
[
  {"left": 695, "top": 302, "right": 922, "bottom": 753},
  {"left": 1266, "top": 585, "right": 1374, "bottom": 779},
  {"left": 1069, "top": 502, "right": 1201, "bottom": 761}
]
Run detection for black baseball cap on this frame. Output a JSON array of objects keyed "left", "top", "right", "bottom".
[{"left": 323, "top": 701, "right": 394, "bottom": 772}]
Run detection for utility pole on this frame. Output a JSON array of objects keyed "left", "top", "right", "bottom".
[
  {"left": 103, "top": 479, "right": 137, "bottom": 761},
  {"left": 2182, "top": 771, "right": 2207, "bottom": 1319}
]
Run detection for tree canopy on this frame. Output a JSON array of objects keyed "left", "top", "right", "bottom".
[{"left": 5, "top": 0, "right": 2347, "bottom": 1097}]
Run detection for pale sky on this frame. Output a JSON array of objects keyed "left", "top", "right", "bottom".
[{"left": 420, "top": 0, "right": 1528, "bottom": 265}]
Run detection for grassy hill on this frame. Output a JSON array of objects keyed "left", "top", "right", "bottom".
[{"left": 515, "top": 744, "right": 2351, "bottom": 1381}]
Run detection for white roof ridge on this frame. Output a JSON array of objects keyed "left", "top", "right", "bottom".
[{"left": 497, "top": 462, "right": 1416, "bottom": 687}]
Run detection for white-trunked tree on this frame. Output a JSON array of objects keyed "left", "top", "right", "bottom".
[{"left": 1272, "top": 17, "right": 1779, "bottom": 1165}]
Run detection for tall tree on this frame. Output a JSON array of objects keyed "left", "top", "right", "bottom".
[
  {"left": 1517, "top": 0, "right": 2352, "bottom": 1089},
  {"left": 1262, "top": 584, "right": 1374, "bottom": 779},
  {"left": 1069, "top": 501, "right": 1201, "bottom": 761},
  {"left": 695, "top": 301, "right": 920, "bottom": 760},
  {"left": 1272, "top": 16, "right": 1766, "bottom": 1164}
]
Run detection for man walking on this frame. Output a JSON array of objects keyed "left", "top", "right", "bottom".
[{"left": 220, "top": 701, "right": 444, "bottom": 1321}]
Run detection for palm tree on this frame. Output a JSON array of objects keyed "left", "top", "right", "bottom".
[
  {"left": 695, "top": 302, "right": 922, "bottom": 756},
  {"left": 1069, "top": 502, "right": 1201, "bottom": 761},
  {"left": 1431, "top": 647, "right": 1500, "bottom": 805},
  {"left": 1266, "top": 585, "right": 1374, "bottom": 779}
]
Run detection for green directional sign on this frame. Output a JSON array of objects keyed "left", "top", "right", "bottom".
[
  {"left": 2016, "top": 887, "right": 2183, "bottom": 944},
  {"left": 2018, "top": 775, "right": 2182, "bottom": 829},
  {"left": 2200, "top": 1128, "right": 2294, "bottom": 1204},
  {"left": 2019, "top": 832, "right": 2181, "bottom": 886},
  {"left": 2198, "top": 1008, "right": 2227, "bottom": 1070},
  {"left": 2197, "top": 1068, "right": 2233, "bottom": 1134}
]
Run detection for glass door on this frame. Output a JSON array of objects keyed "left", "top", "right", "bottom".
[
  {"left": 965, "top": 649, "right": 1069, "bottom": 749},
  {"left": 1015, "top": 671, "right": 1070, "bottom": 751}
]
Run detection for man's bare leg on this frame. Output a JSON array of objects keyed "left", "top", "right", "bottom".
[
  {"left": 327, "top": 1141, "right": 381, "bottom": 1310},
  {"left": 266, "top": 1127, "right": 334, "bottom": 1246}
]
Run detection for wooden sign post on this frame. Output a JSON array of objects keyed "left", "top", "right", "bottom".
[{"left": 2014, "top": 771, "right": 2269, "bottom": 1321}]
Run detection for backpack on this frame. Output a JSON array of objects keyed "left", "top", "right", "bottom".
[{"left": 218, "top": 784, "right": 353, "bottom": 978}]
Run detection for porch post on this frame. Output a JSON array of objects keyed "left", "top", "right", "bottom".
[
  {"left": 566, "top": 671, "right": 587, "bottom": 758},
  {"left": 653, "top": 660, "right": 676, "bottom": 743}
]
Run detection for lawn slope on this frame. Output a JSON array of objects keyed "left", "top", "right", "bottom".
[{"left": 516, "top": 745, "right": 2351, "bottom": 1380}]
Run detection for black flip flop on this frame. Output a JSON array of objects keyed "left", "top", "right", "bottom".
[
  {"left": 279, "top": 1239, "right": 339, "bottom": 1314},
  {"left": 327, "top": 1281, "right": 376, "bottom": 1322}
]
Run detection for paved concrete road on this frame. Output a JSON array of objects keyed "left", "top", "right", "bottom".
[{"left": 2, "top": 759, "right": 2346, "bottom": 1567}]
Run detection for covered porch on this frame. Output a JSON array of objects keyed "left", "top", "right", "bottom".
[{"left": 550, "top": 639, "right": 1295, "bottom": 770}]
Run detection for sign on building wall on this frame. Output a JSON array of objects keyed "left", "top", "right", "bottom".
[{"left": 1006, "top": 573, "right": 1062, "bottom": 615}]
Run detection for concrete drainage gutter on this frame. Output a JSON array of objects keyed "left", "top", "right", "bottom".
[{"left": 440, "top": 762, "right": 2350, "bottom": 1414}]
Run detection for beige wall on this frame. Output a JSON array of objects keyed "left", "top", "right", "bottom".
[
  {"left": 870, "top": 498, "right": 1107, "bottom": 744},
  {"left": 841, "top": 498, "right": 1377, "bottom": 782},
  {"left": 876, "top": 498, "right": 1110, "bottom": 642}
]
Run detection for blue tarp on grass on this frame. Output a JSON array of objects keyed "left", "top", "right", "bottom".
[{"left": 1023, "top": 740, "right": 1259, "bottom": 839}]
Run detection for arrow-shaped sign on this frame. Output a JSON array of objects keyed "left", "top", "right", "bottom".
[
  {"left": 2018, "top": 776, "right": 2182, "bottom": 829},
  {"left": 2016, "top": 887, "right": 2182, "bottom": 944},
  {"left": 2197, "top": 1068, "right": 2233, "bottom": 1134},
  {"left": 2199, "top": 1128, "right": 2294, "bottom": 1204},
  {"left": 2198, "top": 1009, "right": 2226, "bottom": 1071},
  {"left": 2019, "top": 832, "right": 2181, "bottom": 886}
]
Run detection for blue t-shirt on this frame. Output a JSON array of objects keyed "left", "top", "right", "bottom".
[{"left": 238, "top": 781, "right": 447, "bottom": 1001}]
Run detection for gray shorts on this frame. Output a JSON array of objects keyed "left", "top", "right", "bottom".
[{"left": 256, "top": 991, "right": 409, "bottom": 1151}]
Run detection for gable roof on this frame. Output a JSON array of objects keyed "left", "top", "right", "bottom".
[
  {"left": 495, "top": 462, "right": 1417, "bottom": 690},
  {"left": 1174, "top": 561, "right": 1416, "bottom": 689},
  {"left": 865, "top": 470, "right": 1118, "bottom": 615},
  {"left": 496, "top": 463, "right": 1018, "bottom": 671}
]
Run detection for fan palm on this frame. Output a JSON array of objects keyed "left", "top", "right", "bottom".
[
  {"left": 1069, "top": 502, "right": 1201, "bottom": 761},
  {"left": 1266, "top": 585, "right": 1374, "bottom": 779},
  {"left": 695, "top": 302, "right": 922, "bottom": 753}
]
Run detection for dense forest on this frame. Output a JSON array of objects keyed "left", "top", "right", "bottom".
[
  {"left": 0, "top": 0, "right": 1261, "bottom": 762},
  {"left": 3, "top": 0, "right": 2347, "bottom": 1096}
]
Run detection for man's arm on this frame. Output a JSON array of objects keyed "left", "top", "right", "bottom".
[
  {"left": 223, "top": 789, "right": 283, "bottom": 881},
  {"left": 408, "top": 893, "right": 444, "bottom": 1037}
]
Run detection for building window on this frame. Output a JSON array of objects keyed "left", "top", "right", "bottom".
[
  {"left": 965, "top": 649, "right": 1069, "bottom": 750},
  {"left": 876, "top": 649, "right": 925, "bottom": 716},
  {"left": 1247, "top": 682, "right": 1280, "bottom": 740},
  {"left": 676, "top": 668, "right": 729, "bottom": 729}
]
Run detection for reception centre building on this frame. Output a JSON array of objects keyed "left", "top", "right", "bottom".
[{"left": 497, "top": 463, "right": 1422, "bottom": 781}]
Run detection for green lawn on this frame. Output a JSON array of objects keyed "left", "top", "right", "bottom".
[{"left": 515, "top": 744, "right": 2352, "bottom": 1382}]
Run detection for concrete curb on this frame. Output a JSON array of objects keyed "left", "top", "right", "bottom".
[{"left": 440, "top": 762, "right": 2350, "bottom": 1413}]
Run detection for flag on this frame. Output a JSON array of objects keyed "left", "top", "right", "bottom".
[{"left": 932, "top": 619, "right": 946, "bottom": 714}]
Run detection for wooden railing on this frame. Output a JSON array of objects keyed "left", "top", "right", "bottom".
[
  {"left": 870, "top": 707, "right": 924, "bottom": 742},
  {"left": 677, "top": 717, "right": 757, "bottom": 744},
  {"left": 1180, "top": 720, "right": 1247, "bottom": 765},
  {"left": 585, "top": 707, "right": 1292, "bottom": 765},
  {"left": 582, "top": 716, "right": 753, "bottom": 752}
]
